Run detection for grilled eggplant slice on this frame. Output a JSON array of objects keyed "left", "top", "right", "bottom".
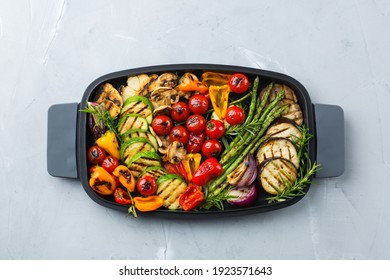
[
  {"left": 256, "top": 138, "right": 299, "bottom": 169},
  {"left": 261, "top": 83, "right": 298, "bottom": 103},
  {"left": 117, "top": 114, "right": 149, "bottom": 134},
  {"left": 156, "top": 174, "right": 187, "bottom": 210},
  {"left": 120, "top": 96, "right": 154, "bottom": 124},
  {"left": 258, "top": 158, "right": 297, "bottom": 195},
  {"left": 121, "top": 129, "right": 158, "bottom": 150},
  {"left": 266, "top": 118, "right": 302, "bottom": 143},
  {"left": 278, "top": 99, "right": 303, "bottom": 126},
  {"left": 126, "top": 151, "right": 161, "bottom": 178},
  {"left": 120, "top": 138, "right": 156, "bottom": 165}
]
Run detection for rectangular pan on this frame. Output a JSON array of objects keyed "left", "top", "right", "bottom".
[{"left": 47, "top": 64, "right": 344, "bottom": 218}]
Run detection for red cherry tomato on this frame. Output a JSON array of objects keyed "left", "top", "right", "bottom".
[
  {"left": 186, "top": 131, "right": 206, "bottom": 153},
  {"left": 205, "top": 119, "right": 225, "bottom": 139},
  {"left": 202, "top": 139, "right": 222, "bottom": 158},
  {"left": 151, "top": 115, "right": 173, "bottom": 136},
  {"left": 186, "top": 114, "right": 206, "bottom": 134},
  {"left": 101, "top": 156, "right": 119, "bottom": 173},
  {"left": 188, "top": 94, "right": 209, "bottom": 115},
  {"left": 87, "top": 145, "right": 106, "bottom": 165},
  {"left": 225, "top": 106, "right": 245, "bottom": 125},
  {"left": 228, "top": 73, "right": 250, "bottom": 94},
  {"left": 171, "top": 102, "right": 191, "bottom": 122},
  {"left": 137, "top": 175, "right": 157, "bottom": 196},
  {"left": 169, "top": 125, "right": 190, "bottom": 144}
]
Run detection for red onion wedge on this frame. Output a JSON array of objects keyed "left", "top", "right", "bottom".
[
  {"left": 227, "top": 184, "right": 258, "bottom": 207},
  {"left": 227, "top": 154, "right": 257, "bottom": 188}
]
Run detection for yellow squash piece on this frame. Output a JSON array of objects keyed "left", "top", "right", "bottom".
[
  {"left": 96, "top": 130, "right": 120, "bottom": 159},
  {"left": 209, "top": 85, "right": 230, "bottom": 119}
]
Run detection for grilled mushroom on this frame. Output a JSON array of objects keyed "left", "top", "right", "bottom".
[
  {"left": 165, "top": 141, "right": 187, "bottom": 164},
  {"left": 149, "top": 127, "right": 171, "bottom": 154},
  {"left": 150, "top": 87, "right": 180, "bottom": 108},
  {"left": 148, "top": 73, "right": 178, "bottom": 92},
  {"left": 153, "top": 105, "right": 172, "bottom": 117}
]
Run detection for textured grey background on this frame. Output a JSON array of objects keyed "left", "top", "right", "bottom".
[{"left": 0, "top": 0, "right": 389, "bottom": 259}]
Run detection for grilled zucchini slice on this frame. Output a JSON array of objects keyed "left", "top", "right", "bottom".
[
  {"left": 266, "top": 118, "right": 302, "bottom": 143},
  {"left": 120, "top": 137, "right": 156, "bottom": 165},
  {"left": 120, "top": 96, "right": 154, "bottom": 124},
  {"left": 121, "top": 129, "right": 158, "bottom": 150},
  {"left": 256, "top": 137, "right": 299, "bottom": 169},
  {"left": 258, "top": 158, "right": 297, "bottom": 195},
  {"left": 156, "top": 174, "right": 187, "bottom": 210},
  {"left": 127, "top": 151, "right": 161, "bottom": 178},
  {"left": 139, "top": 166, "right": 168, "bottom": 181},
  {"left": 118, "top": 114, "right": 149, "bottom": 134}
]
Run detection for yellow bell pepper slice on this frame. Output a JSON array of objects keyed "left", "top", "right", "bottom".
[
  {"left": 209, "top": 85, "right": 230, "bottom": 119},
  {"left": 96, "top": 130, "right": 120, "bottom": 159},
  {"left": 181, "top": 153, "right": 202, "bottom": 182}
]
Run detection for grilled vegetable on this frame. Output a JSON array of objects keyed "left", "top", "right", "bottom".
[
  {"left": 179, "top": 183, "right": 204, "bottom": 211},
  {"left": 227, "top": 184, "right": 257, "bottom": 207},
  {"left": 181, "top": 153, "right": 202, "bottom": 182},
  {"left": 256, "top": 138, "right": 299, "bottom": 169},
  {"left": 258, "top": 158, "right": 298, "bottom": 195},
  {"left": 133, "top": 195, "right": 164, "bottom": 212},
  {"left": 86, "top": 102, "right": 107, "bottom": 140},
  {"left": 227, "top": 154, "right": 257, "bottom": 188},
  {"left": 277, "top": 99, "right": 303, "bottom": 126},
  {"left": 126, "top": 151, "right": 161, "bottom": 178},
  {"left": 95, "top": 130, "right": 120, "bottom": 159},
  {"left": 121, "top": 129, "right": 158, "bottom": 150},
  {"left": 177, "top": 72, "right": 208, "bottom": 94},
  {"left": 201, "top": 72, "right": 230, "bottom": 86},
  {"left": 112, "top": 165, "right": 136, "bottom": 192},
  {"left": 120, "top": 137, "right": 156, "bottom": 165},
  {"left": 114, "top": 187, "right": 132, "bottom": 205},
  {"left": 120, "top": 96, "right": 154, "bottom": 124},
  {"left": 192, "top": 157, "right": 223, "bottom": 186},
  {"left": 139, "top": 166, "right": 167, "bottom": 181},
  {"left": 265, "top": 118, "right": 302, "bottom": 143},
  {"left": 95, "top": 83, "right": 123, "bottom": 118},
  {"left": 137, "top": 175, "right": 157, "bottom": 196},
  {"left": 89, "top": 166, "right": 117, "bottom": 196},
  {"left": 165, "top": 141, "right": 187, "bottom": 164},
  {"left": 209, "top": 85, "right": 230, "bottom": 119},
  {"left": 119, "top": 74, "right": 150, "bottom": 101},
  {"left": 150, "top": 87, "right": 180, "bottom": 108},
  {"left": 261, "top": 83, "right": 298, "bottom": 103},
  {"left": 156, "top": 174, "right": 188, "bottom": 210},
  {"left": 117, "top": 114, "right": 149, "bottom": 134}
]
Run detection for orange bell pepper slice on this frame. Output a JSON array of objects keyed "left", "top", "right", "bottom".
[
  {"left": 96, "top": 130, "right": 120, "bottom": 159},
  {"left": 112, "top": 165, "right": 135, "bottom": 192},
  {"left": 201, "top": 72, "right": 231, "bottom": 86},
  {"left": 177, "top": 73, "right": 209, "bottom": 94},
  {"left": 89, "top": 166, "right": 116, "bottom": 195},
  {"left": 133, "top": 196, "right": 164, "bottom": 212}
]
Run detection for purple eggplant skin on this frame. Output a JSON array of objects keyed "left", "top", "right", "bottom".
[
  {"left": 227, "top": 184, "right": 258, "bottom": 207},
  {"left": 88, "top": 102, "right": 106, "bottom": 140}
]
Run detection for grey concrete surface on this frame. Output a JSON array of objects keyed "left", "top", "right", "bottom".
[{"left": 0, "top": 0, "right": 389, "bottom": 259}]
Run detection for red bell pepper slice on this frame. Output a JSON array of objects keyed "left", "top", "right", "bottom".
[{"left": 179, "top": 184, "right": 204, "bottom": 211}]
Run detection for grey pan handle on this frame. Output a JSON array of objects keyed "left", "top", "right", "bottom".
[
  {"left": 313, "top": 104, "right": 345, "bottom": 178},
  {"left": 47, "top": 103, "right": 79, "bottom": 179}
]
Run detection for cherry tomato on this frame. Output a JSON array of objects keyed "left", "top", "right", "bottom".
[
  {"left": 169, "top": 125, "right": 190, "bottom": 144},
  {"left": 171, "top": 102, "right": 191, "bottom": 122},
  {"left": 137, "top": 175, "right": 157, "bottom": 196},
  {"left": 151, "top": 115, "right": 173, "bottom": 136},
  {"left": 202, "top": 139, "right": 222, "bottom": 158},
  {"left": 188, "top": 94, "right": 209, "bottom": 115},
  {"left": 225, "top": 106, "right": 245, "bottom": 125},
  {"left": 87, "top": 145, "right": 106, "bottom": 165},
  {"left": 186, "top": 114, "right": 206, "bottom": 134},
  {"left": 101, "top": 155, "right": 119, "bottom": 173},
  {"left": 228, "top": 73, "right": 250, "bottom": 94},
  {"left": 186, "top": 131, "right": 206, "bottom": 153},
  {"left": 205, "top": 119, "right": 225, "bottom": 139}
]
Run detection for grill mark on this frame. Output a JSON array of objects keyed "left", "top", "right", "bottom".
[{"left": 125, "top": 116, "right": 137, "bottom": 130}]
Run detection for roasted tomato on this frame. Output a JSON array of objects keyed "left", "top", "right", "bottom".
[
  {"left": 101, "top": 155, "right": 119, "bottom": 173},
  {"left": 186, "top": 114, "right": 206, "bottom": 134},
  {"left": 188, "top": 94, "right": 209, "bottom": 115},
  {"left": 152, "top": 115, "right": 173, "bottom": 136},
  {"left": 186, "top": 131, "right": 206, "bottom": 153},
  {"left": 169, "top": 125, "right": 190, "bottom": 144},
  {"left": 202, "top": 139, "right": 222, "bottom": 158},
  {"left": 228, "top": 73, "right": 249, "bottom": 94},
  {"left": 137, "top": 175, "right": 157, "bottom": 196},
  {"left": 205, "top": 119, "right": 225, "bottom": 139},
  {"left": 87, "top": 145, "right": 106, "bottom": 165},
  {"left": 225, "top": 105, "right": 245, "bottom": 125},
  {"left": 171, "top": 102, "right": 191, "bottom": 122}
]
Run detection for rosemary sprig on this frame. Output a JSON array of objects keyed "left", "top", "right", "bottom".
[
  {"left": 127, "top": 190, "right": 138, "bottom": 218},
  {"left": 201, "top": 184, "right": 234, "bottom": 211}
]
